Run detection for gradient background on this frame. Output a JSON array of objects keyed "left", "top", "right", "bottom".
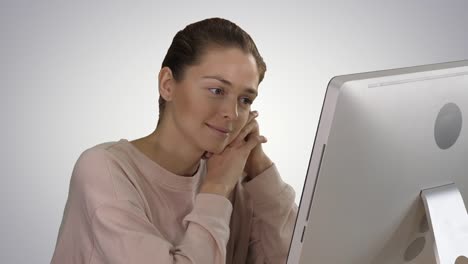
[{"left": 1, "top": 0, "right": 467, "bottom": 263}]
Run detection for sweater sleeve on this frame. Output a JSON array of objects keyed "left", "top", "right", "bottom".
[
  {"left": 90, "top": 194, "right": 232, "bottom": 264},
  {"left": 51, "top": 148, "right": 233, "bottom": 264},
  {"left": 242, "top": 164, "right": 298, "bottom": 264}
]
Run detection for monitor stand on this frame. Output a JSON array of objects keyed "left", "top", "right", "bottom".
[{"left": 421, "top": 184, "right": 468, "bottom": 264}]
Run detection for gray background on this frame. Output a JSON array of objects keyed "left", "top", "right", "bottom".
[{"left": 1, "top": 0, "right": 467, "bottom": 263}]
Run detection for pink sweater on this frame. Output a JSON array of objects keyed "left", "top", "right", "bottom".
[{"left": 51, "top": 139, "right": 297, "bottom": 264}]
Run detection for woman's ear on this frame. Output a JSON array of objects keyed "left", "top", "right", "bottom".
[{"left": 158, "top": 67, "right": 176, "bottom": 101}]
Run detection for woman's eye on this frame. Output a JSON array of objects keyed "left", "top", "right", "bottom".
[
  {"left": 208, "top": 88, "right": 223, "bottom": 95},
  {"left": 240, "top": 97, "right": 253, "bottom": 105}
]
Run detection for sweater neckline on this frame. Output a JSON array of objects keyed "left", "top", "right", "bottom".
[{"left": 117, "top": 138, "right": 204, "bottom": 192}]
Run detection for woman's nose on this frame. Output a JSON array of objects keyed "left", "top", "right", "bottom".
[{"left": 221, "top": 98, "right": 239, "bottom": 120}]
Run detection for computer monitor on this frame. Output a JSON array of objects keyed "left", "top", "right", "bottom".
[{"left": 286, "top": 60, "right": 468, "bottom": 264}]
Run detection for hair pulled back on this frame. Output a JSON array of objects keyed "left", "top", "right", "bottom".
[{"left": 158, "top": 18, "right": 267, "bottom": 121}]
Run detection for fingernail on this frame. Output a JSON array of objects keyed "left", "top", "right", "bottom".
[{"left": 253, "top": 111, "right": 259, "bottom": 116}]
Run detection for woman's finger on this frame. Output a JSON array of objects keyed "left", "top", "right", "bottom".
[
  {"left": 231, "top": 119, "right": 259, "bottom": 147},
  {"left": 248, "top": 110, "right": 259, "bottom": 122},
  {"left": 238, "top": 111, "right": 258, "bottom": 139},
  {"left": 242, "top": 134, "right": 267, "bottom": 153}
]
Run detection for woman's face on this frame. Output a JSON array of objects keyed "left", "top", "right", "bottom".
[{"left": 167, "top": 47, "right": 259, "bottom": 154}]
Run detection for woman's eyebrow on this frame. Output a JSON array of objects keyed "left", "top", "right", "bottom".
[
  {"left": 202, "top": 75, "right": 232, "bottom": 85},
  {"left": 202, "top": 75, "right": 258, "bottom": 96}
]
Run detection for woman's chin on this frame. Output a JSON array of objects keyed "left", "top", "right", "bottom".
[
  {"left": 205, "top": 143, "right": 227, "bottom": 155},
  {"left": 208, "top": 148, "right": 224, "bottom": 155}
]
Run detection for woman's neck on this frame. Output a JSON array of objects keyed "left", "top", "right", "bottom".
[{"left": 130, "top": 128, "right": 203, "bottom": 177}]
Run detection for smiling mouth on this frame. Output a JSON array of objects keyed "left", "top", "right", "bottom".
[{"left": 206, "top": 123, "right": 231, "bottom": 135}]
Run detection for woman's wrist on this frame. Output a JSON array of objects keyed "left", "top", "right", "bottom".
[
  {"left": 199, "top": 182, "right": 230, "bottom": 197},
  {"left": 246, "top": 155, "right": 273, "bottom": 180}
]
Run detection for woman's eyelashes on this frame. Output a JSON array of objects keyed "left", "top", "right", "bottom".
[
  {"left": 208, "top": 88, "right": 254, "bottom": 105},
  {"left": 208, "top": 87, "right": 224, "bottom": 95},
  {"left": 240, "top": 97, "right": 253, "bottom": 105}
]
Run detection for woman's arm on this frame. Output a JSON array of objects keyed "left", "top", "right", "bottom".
[
  {"left": 88, "top": 194, "right": 232, "bottom": 264},
  {"left": 243, "top": 163, "right": 298, "bottom": 264},
  {"left": 51, "top": 148, "right": 233, "bottom": 264},
  {"left": 234, "top": 111, "right": 297, "bottom": 263}
]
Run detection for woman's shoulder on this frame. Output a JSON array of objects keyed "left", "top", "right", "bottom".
[
  {"left": 69, "top": 139, "right": 146, "bottom": 212},
  {"left": 75, "top": 139, "right": 135, "bottom": 170}
]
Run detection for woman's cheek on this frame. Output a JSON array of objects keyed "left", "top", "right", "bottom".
[{"left": 228, "top": 128, "right": 242, "bottom": 143}]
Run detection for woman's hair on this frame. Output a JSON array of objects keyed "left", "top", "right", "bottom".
[{"left": 157, "top": 17, "right": 267, "bottom": 125}]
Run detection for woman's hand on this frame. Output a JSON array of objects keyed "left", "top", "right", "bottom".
[
  {"left": 200, "top": 117, "right": 266, "bottom": 197},
  {"left": 200, "top": 111, "right": 273, "bottom": 197},
  {"left": 230, "top": 111, "right": 273, "bottom": 180}
]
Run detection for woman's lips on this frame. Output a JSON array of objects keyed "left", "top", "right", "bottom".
[{"left": 206, "top": 123, "right": 231, "bottom": 135}]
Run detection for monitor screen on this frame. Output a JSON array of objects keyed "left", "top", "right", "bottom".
[{"left": 287, "top": 60, "right": 468, "bottom": 264}]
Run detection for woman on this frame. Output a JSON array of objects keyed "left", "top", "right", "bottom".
[{"left": 51, "top": 17, "right": 297, "bottom": 264}]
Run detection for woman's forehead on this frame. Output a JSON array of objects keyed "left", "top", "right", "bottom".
[{"left": 188, "top": 48, "right": 259, "bottom": 88}]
